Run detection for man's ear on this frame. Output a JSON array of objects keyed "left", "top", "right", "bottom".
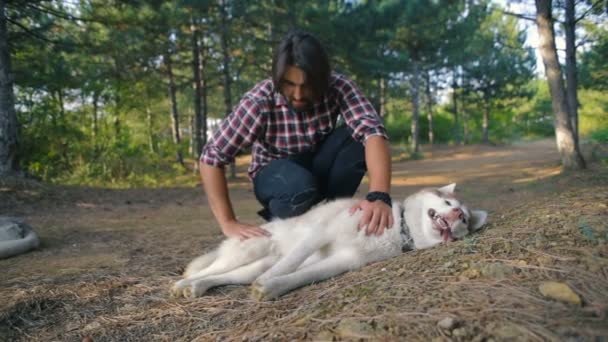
[
  {"left": 469, "top": 210, "right": 488, "bottom": 231},
  {"left": 438, "top": 183, "right": 456, "bottom": 195}
]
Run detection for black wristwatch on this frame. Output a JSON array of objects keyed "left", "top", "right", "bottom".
[{"left": 366, "top": 191, "right": 392, "bottom": 207}]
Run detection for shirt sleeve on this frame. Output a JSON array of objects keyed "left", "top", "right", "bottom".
[
  {"left": 336, "top": 76, "right": 389, "bottom": 143},
  {"left": 200, "top": 96, "right": 264, "bottom": 167}
]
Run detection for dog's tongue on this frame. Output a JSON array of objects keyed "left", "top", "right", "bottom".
[{"left": 442, "top": 229, "right": 453, "bottom": 242}]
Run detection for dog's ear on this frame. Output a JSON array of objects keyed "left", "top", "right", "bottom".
[
  {"left": 469, "top": 210, "right": 487, "bottom": 231},
  {"left": 438, "top": 183, "right": 456, "bottom": 194}
]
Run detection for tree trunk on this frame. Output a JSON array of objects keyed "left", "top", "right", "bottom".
[
  {"left": 425, "top": 71, "right": 434, "bottom": 146},
  {"left": 535, "top": 0, "right": 585, "bottom": 169},
  {"left": 452, "top": 69, "right": 461, "bottom": 145},
  {"left": 164, "top": 51, "right": 185, "bottom": 167},
  {"left": 379, "top": 75, "right": 386, "bottom": 118},
  {"left": 190, "top": 14, "right": 204, "bottom": 172},
  {"left": 92, "top": 91, "right": 99, "bottom": 140},
  {"left": 201, "top": 43, "right": 208, "bottom": 147},
  {"left": 410, "top": 62, "right": 420, "bottom": 154},
  {"left": 462, "top": 109, "right": 469, "bottom": 145},
  {"left": 482, "top": 92, "right": 490, "bottom": 144},
  {"left": 146, "top": 105, "right": 157, "bottom": 154},
  {"left": 564, "top": 0, "right": 578, "bottom": 142},
  {"left": 57, "top": 89, "right": 65, "bottom": 122},
  {"left": 219, "top": 0, "right": 236, "bottom": 178},
  {"left": 0, "top": 0, "right": 18, "bottom": 176}
]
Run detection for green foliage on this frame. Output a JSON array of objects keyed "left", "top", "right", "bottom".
[
  {"left": 579, "top": 22, "right": 608, "bottom": 91},
  {"left": 384, "top": 108, "right": 456, "bottom": 145},
  {"left": 589, "top": 129, "right": 608, "bottom": 143},
  {"left": 504, "top": 80, "right": 555, "bottom": 140},
  {"left": 578, "top": 89, "right": 608, "bottom": 140},
  {"left": 6, "top": 1, "right": 607, "bottom": 186}
]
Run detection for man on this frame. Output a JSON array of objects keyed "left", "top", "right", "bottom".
[{"left": 200, "top": 30, "right": 392, "bottom": 240}]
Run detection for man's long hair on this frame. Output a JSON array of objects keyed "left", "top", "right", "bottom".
[{"left": 271, "top": 30, "right": 331, "bottom": 100}]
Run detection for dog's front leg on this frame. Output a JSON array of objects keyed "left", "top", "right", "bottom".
[{"left": 252, "top": 250, "right": 360, "bottom": 300}]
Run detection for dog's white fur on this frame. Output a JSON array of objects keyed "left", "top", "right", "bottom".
[{"left": 172, "top": 184, "right": 487, "bottom": 300}]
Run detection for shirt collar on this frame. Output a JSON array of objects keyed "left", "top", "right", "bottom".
[
  {"left": 271, "top": 86, "right": 328, "bottom": 112},
  {"left": 273, "top": 88, "right": 289, "bottom": 108}
]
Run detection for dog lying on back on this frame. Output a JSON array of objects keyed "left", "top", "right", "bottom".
[{"left": 172, "top": 184, "right": 487, "bottom": 300}]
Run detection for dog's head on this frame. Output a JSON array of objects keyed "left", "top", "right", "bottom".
[{"left": 403, "top": 183, "right": 487, "bottom": 249}]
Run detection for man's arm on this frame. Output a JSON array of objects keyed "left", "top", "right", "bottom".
[
  {"left": 200, "top": 162, "right": 270, "bottom": 239},
  {"left": 365, "top": 135, "right": 391, "bottom": 194},
  {"left": 349, "top": 135, "right": 394, "bottom": 235}
]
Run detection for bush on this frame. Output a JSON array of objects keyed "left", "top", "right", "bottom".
[{"left": 590, "top": 128, "right": 608, "bottom": 143}]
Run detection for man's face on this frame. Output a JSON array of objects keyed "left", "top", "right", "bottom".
[{"left": 280, "top": 65, "right": 315, "bottom": 111}]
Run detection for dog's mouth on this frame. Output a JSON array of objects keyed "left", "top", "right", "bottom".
[{"left": 428, "top": 209, "right": 454, "bottom": 242}]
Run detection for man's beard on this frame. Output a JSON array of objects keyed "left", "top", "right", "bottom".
[{"left": 288, "top": 98, "right": 314, "bottom": 111}]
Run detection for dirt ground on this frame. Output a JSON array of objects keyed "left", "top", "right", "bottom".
[{"left": 1, "top": 139, "right": 607, "bottom": 341}]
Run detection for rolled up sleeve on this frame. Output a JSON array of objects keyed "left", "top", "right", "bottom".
[
  {"left": 337, "top": 77, "right": 388, "bottom": 143},
  {"left": 200, "top": 96, "right": 263, "bottom": 167}
]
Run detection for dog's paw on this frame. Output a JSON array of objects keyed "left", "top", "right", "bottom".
[
  {"left": 171, "top": 279, "right": 202, "bottom": 298},
  {"left": 170, "top": 279, "right": 189, "bottom": 298},
  {"left": 188, "top": 280, "right": 213, "bottom": 298},
  {"left": 251, "top": 281, "right": 269, "bottom": 301}
]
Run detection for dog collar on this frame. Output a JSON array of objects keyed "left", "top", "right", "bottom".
[{"left": 399, "top": 205, "right": 415, "bottom": 252}]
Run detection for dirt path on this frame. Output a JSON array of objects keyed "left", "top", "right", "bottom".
[{"left": 1, "top": 139, "right": 606, "bottom": 341}]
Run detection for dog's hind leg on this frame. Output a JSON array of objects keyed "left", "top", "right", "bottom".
[
  {"left": 178, "top": 238, "right": 272, "bottom": 285},
  {"left": 252, "top": 250, "right": 360, "bottom": 300},
  {"left": 179, "top": 254, "right": 280, "bottom": 298},
  {"left": 256, "top": 231, "right": 329, "bottom": 282},
  {"left": 183, "top": 250, "right": 219, "bottom": 278}
]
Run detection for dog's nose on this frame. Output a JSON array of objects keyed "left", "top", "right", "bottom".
[{"left": 453, "top": 208, "right": 464, "bottom": 220}]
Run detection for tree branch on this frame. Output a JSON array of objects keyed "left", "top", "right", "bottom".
[
  {"left": 575, "top": 0, "right": 605, "bottom": 23},
  {"left": 6, "top": 17, "right": 82, "bottom": 48},
  {"left": 24, "top": 2, "right": 111, "bottom": 25},
  {"left": 501, "top": 9, "right": 536, "bottom": 22}
]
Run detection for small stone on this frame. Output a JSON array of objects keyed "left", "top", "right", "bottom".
[
  {"left": 481, "top": 262, "right": 513, "bottom": 279},
  {"left": 315, "top": 331, "right": 334, "bottom": 341},
  {"left": 83, "top": 321, "right": 102, "bottom": 331},
  {"left": 536, "top": 256, "right": 552, "bottom": 266},
  {"left": 65, "top": 322, "right": 80, "bottom": 332},
  {"left": 494, "top": 323, "right": 522, "bottom": 339},
  {"left": 335, "top": 319, "right": 374, "bottom": 338},
  {"left": 459, "top": 268, "right": 481, "bottom": 280},
  {"left": 437, "top": 317, "right": 458, "bottom": 330},
  {"left": 471, "top": 335, "right": 485, "bottom": 342},
  {"left": 539, "top": 281, "right": 582, "bottom": 305},
  {"left": 452, "top": 327, "right": 468, "bottom": 338}
]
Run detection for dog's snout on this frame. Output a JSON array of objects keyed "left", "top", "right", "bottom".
[
  {"left": 452, "top": 208, "right": 464, "bottom": 220},
  {"left": 428, "top": 209, "right": 436, "bottom": 218}
]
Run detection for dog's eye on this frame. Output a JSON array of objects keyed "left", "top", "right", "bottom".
[
  {"left": 463, "top": 217, "right": 467, "bottom": 224},
  {"left": 445, "top": 200, "right": 451, "bottom": 206}
]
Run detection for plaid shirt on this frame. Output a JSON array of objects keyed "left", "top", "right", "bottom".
[{"left": 200, "top": 72, "right": 388, "bottom": 179}]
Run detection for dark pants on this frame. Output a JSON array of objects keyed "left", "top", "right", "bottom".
[{"left": 253, "top": 126, "right": 366, "bottom": 220}]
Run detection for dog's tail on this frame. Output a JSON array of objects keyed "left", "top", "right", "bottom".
[{"left": 183, "top": 249, "right": 219, "bottom": 278}]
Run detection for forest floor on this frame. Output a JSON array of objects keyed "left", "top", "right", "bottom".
[{"left": 1, "top": 139, "right": 607, "bottom": 341}]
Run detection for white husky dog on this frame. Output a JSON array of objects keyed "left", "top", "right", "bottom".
[{"left": 172, "top": 184, "right": 487, "bottom": 300}]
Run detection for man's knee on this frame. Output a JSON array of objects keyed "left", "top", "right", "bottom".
[
  {"left": 268, "top": 186, "right": 320, "bottom": 219},
  {"left": 253, "top": 159, "right": 321, "bottom": 219}
]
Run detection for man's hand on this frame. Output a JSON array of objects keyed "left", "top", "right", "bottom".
[
  {"left": 349, "top": 200, "right": 394, "bottom": 236},
  {"left": 221, "top": 220, "right": 271, "bottom": 240}
]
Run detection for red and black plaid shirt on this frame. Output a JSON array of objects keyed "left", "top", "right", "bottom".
[{"left": 200, "top": 72, "right": 388, "bottom": 179}]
